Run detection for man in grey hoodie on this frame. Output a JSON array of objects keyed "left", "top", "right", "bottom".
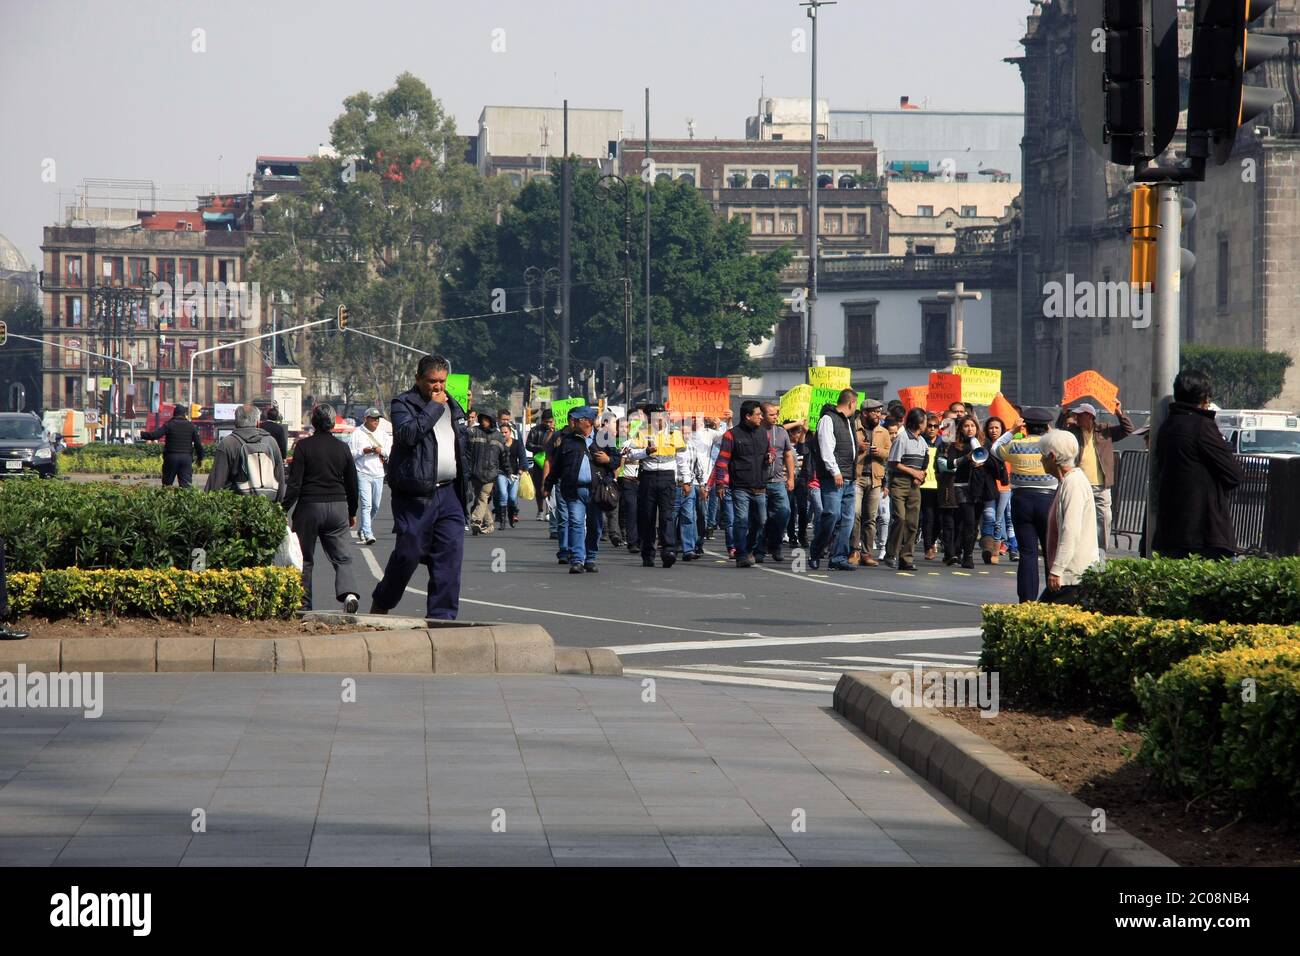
[{"left": 204, "top": 403, "right": 286, "bottom": 501}]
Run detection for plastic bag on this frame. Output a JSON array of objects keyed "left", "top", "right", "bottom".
[
  {"left": 273, "top": 525, "right": 304, "bottom": 571},
  {"left": 517, "top": 470, "right": 536, "bottom": 501}
]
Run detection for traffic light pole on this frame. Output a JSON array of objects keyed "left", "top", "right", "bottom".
[
  {"left": 187, "top": 316, "right": 332, "bottom": 410},
  {"left": 1144, "top": 181, "right": 1182, "bottom": 555}
]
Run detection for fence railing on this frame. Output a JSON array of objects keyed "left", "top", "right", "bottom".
[{"left": 1110, "top": 449, "right": 1274, "bottom": 554}]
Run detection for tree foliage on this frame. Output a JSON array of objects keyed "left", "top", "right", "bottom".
[
  {"left": 249, "top": 73, "right": 511, "bottom": 407},
  {"left": 1181, "top": 344, "right": 1294, "bottom": 408},
  {"left": 438, "top": 167, "right": 793, "bottom": 400}
]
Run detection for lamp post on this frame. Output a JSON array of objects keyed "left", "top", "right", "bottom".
[
  {"left": 598, "top": 173, "right": 634, "bottom": 404},
  {"left": 714, "top": 340, "right": 723, "bottom": 376},
  {"left": 524, "top": 266, "right": 560, "bottom": 400},
  {"left": 652, "top": 344, "right": 665, "bottom": 402},
  {"left": 799, "top": 0, "right": 836, "bottom": 373}
]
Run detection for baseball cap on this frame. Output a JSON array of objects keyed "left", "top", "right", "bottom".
[
  {"left": 364, "top": 407, "right": 382, "bottom": 419},
  {"left": 1069, "top": 403, "right": 1098, "bottom": 417},
  {"left": 574, "top": 406, "right": 599, "bottom": 421}
]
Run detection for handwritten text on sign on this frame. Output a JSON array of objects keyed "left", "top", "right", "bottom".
[
  {"left": 952, "top": 365, "right": 1002, "bottom": 405},
  {"left": 666, "top": 376, "right": 730, "bottom": 417},
  {"left": 926, "top": 373, "right": 963, "bottom": 413}
]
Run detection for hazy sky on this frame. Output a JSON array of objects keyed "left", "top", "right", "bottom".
[{"left": 0, "top": 0, "right": 1030, "bottom": 266}]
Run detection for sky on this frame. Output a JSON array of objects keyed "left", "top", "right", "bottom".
[{"left": 0, "top": 0, "right": 1031, "bottom": 267}]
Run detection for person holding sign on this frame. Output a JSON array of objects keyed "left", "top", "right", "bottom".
[
  {"left": 810, "top": 389, "right": 861, "bottom": 571},
  {"left": 1056, "top": 400, "right": 1133, "bottom": 558}
]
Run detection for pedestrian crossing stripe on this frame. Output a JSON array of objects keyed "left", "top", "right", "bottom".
[{"left": 953, "top": 571, "right": 971, "bottom": 576}]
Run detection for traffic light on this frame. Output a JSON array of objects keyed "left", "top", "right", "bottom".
[
  {"left": 1077, "top": 0, "right": 1180, "bottom": 167},
  {"left": 0, "top": 320, "right": 6, "bottom": 347},
  {"left": 1188, "top": 0, "right": 1287, "bottom": 166},
  {"left": 337, "top": 304, "right": 349, "bottom": 329},
  {"left": 190, "top": 403, "right": 202, "bottom": 420},
  {"left": 1129, "top": 185, "right": 1158, "bottom": 287}
]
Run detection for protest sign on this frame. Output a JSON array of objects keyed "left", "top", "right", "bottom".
[
  {"left": 952, "top": 365, "right": 1002, "bottom": 405},
  {"left": 808, "top": 366, "right": 851, "bottom": 390},
  {"left": 778, "top": 385, "right": 811, "bottom": 425},
  {"left": 446, "top": 373, "right": 470, "bottom": 411},
  {"left": 921, "top": 446, "right": 938, "bottom": 490},
  {"left": 806, "top": 386, "right": 843, "bottom": 431},
  {"left": 988, "top": 393, "right": 1019, "bottom": 428},
  {"left": 926, "top": 372, "right": 963, "bottom": 413},
  {"left": 666, "top": 376, "right": 729, "bottom": 417},
  {"left": 551, "top": 396, "right": 584, "bottom": 424},
  {"left": 1063, "top": 370, "right": 1119, "bottom": 412},
  {"left": 898, "top": 385, "right": 929, "bottom": 412}
]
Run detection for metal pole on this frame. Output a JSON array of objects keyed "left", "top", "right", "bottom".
[
  {"left": 644, "top": 88, "right": 653, "bottom": 403},
  {"left": 560, "top": 99, "right": 572, "bottom": 399},
  {"left": 1145, "top": 181, "right": 1181, "bottom": 555},
  {"left": 188, "top": 316, "right": 332, "bottom": 403},
  {"left": 806, "top": 5, "right": 818, "bottom": 372},
  {"left": 623, "top": 188, "right": 633, "bottom": 404}
]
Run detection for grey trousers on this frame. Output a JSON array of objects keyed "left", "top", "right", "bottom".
[{"left": 292, "top": 500, "right": 361, "bottom": 609}]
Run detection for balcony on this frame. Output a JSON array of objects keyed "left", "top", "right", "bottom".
[{"left": 779, "top": 251, "right": 1017, "bottom": 289}]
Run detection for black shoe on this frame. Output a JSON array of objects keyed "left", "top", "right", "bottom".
[
  {"left": 569, "top": 564, "right": 585, "bottom": 574},
  {"left": 883, "top": 557, "right": 898, "bottom": 569},
  {"left": 807, "top": 558, "right": 820, "bottom": 570},
  {"left": 557, "top": 556, "right": 570, "bottom": 565},
  {"left": 627, "top": 543, "right": 640, "bottom": 553},
  {"left": 944, "top": 556, "right": 959, "bottom": 566},
  {"left": 0, "top": 625, "right": 29, "bottom": 641},
  {"left": 584, "top": 563, "right": 598, "bottom": 573},
  {"left": 642, "top": 557, "right": 655, "bottom": 567},
  {"left": 898, "top": 561, "right": 917, "bottom": 572},
  {"left": 753, "top": 554, "right": 765, "bottom": 564},
  {"left": 693, "top": 548, "right": 704, "bottom": 557},
  {"left": 682, "top": 553, "right": 697, "bottom": 562},
  {"left": 771, "top": 551, "right": 784, "bottom": 562},
  {"left": 368, "top": 600, "right": 388, "bottom": 615},
  {"left": 549, "top": 531, "right": 558, "bottom": 540},
  {"left": 961, "top": 556, "right": 975, "bottom": 569},
  {"left": 736, "top": 556, "right": 754, "bottom": 568},
  {"left": 662, "top": 554, "right": 676, "bottom": 568},
  {"left": 610, "top": 536, "right": 623, "bottom": 548},
  {"left": 828, "top": 562, "right": 854, "bottom": 571}
]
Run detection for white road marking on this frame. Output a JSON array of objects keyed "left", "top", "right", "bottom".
[
  {"left": 746, "top": 657, "right": 971, "bottom": 671},
  {"left": 899, "top": 652, "right": 981, "bottom": 661},
  {"left": 623, "top": 667, "right": 832, "bottom": 694},
  {"left": 607, "top": 627, "right": 981, "bottom": 655},
  {"left": 672, "top": 663, "right": 842, "bottom": 681},
  {"left": 826, "top": 654, "right": 985, "bottom": 667}
]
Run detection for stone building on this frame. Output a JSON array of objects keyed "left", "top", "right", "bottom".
[{"left": 1014, "top": 0, "right": 1300, "bottom": 410}]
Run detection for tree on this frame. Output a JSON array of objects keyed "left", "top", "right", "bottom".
[
  {"left": 439, "top": 166, "right": 793, "bottom": 400},
  {"left": 249, "top": 73, "right": 512, "bottom": 408},
  {"left": 0, "top": 300, "right": 43, "bottom": 412},
  {"left": 1181, "top": 345, "right": 1294, "bottom": 408}
]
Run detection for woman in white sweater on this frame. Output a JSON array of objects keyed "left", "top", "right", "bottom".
[{"left": 1037, "top": 429, "right": 1100, "bottom": 603}]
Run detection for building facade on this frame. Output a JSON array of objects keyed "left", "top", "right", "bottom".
[
  {"left": 476, "top": 106, "right": 623, "bottom": 186},
  {"left": 745, "top": 97, "right": 830, "bottom": 141},
  {"left": 887, "top": 181, "right": 1022, "bottom": 255}
]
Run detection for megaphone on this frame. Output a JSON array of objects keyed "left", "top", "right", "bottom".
[{"left": 971, "top": 446, "right": 989, "bottom": 464}]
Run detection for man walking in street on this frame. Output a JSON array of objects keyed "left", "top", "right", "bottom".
[
  {"left": 371, "top": 354, "right": 471, "bottom": 621},
  {"left": 1152, "top": 369, "right": 1243, "bottom": 559},
  {"left": 884, "top": 408, "right": 929, "bottom": 571},
  {"left": 752, "top": 402, "right": 794, "bottom": 564},
  {"left": 205, "top": 404, "right": 285, "bottom": 501},
  {"left": 467, "top": 410, "right": 507, "bottom": 535},
  {"left": 140, "top": 404, "right": 204, "bottom": 487},
  {"left": 542, "top": 408, "right": 578, "bottom": 563},
  {"left": 714, "top": 401, "right": 769, "bottom": 568},
  {"left": 347, "top": 407, "right": 391, "bottom": 545},
  {"left": 623, "top": 403, "right": 686, "bottom": 568},
  {"left": 991, "top": 406, "right": 1058, "bottom": 602},
  {"left": 525, "top": 408, "right": 554, "bottom": 520},
  {"left": 552, "top": 406, "right": 621, "bottom": 574},
  {"left": 260, "top": 405, "right": 289, "bottom": 460},
  {"left": 850, "top": 399, "right": 890, "bottom": 567},
  {"left": 1057, "top": 400, "right": 1133, "bottom": 558},
  {"left": 811, "top": 389, "right": 860, "bottom": 571}
]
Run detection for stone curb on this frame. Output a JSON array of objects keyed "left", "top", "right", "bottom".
[
  {"left": 832, "top": 671, "right": 1178, "bottom": 868},
  {"left": 0, "top": 629, "right": 623, "bottom": 677}
]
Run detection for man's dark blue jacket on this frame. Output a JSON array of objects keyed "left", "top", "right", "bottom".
[
  {"left": 387, "top": 388, "right": 470, "bottom": 513},
  {"left": 551, "top": 427, "right": 621, "bottom": 501}
]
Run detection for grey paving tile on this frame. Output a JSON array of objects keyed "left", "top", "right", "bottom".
[{"left": 0, "top": 836, "right": 72, "bottom": 866}]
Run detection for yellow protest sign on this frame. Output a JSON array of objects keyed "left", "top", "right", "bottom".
[
  {"left": 808, "top": 366, "right": 851, "bottom": 390},
  {"left": 952, "top": 365, "right": 1002, "bottom": 406},
  {"left": 921, "top": 446, "right": 938, "bottom": 490},
  {"left": 778, "top": 384, "right": 811, "bottom": 425}
]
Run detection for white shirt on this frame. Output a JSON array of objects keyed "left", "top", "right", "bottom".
[
  {"left": 347, "top": 423, "right": 392, "bottom": 478},
  {"left": 817, "top": 414, "right": 840, "bottom": 476},
  {"left": 433, "top": 405, "right": 457, "bottom": 483}
]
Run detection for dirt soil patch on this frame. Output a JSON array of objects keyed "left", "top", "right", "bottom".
[
  {"left": 12, "top": 615, "right": 388, "bottom": 640},
  {"left": 941, "top": 706, "right": 1300, "bottom": 867}
]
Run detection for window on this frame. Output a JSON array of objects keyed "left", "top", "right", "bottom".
[
  {"left": 129, "top": 257, "right": 149, "bottom": 286},
  {"left": 838, "top": 174, "right": 856, "bottom": 189},
  {"left": 922, "top": 312, "right": 949, "bottom": 363},
  {"left": 751, "top": 172, "right": 771, "bottom": 188},
  {"left": 755, "top": 213, "right": 775, "bottom": 234},
  {"left": 65, "top": 296, "right": 82, "bottom": 327},
  {"left": 102, "top": 257, "right": 124, "bottom": 284},
  {"left": 217, "top": 259, "right": 235, "bottom": 283},
  {"left": 822, "top": 214, "right": 843, "bottom": 234},
  {"left": 676, "top": 172, "right": 695, "bottom": 186},
  {"left": 775, "top": 313, "right": 802, "bottom": 363},
  {"left": 816, "top": 173, "right": 833, "bottom": 189},
  {"left": 217, "top": 380, "right": 235, "bottom": 405},
  {"left": 771, "top": 133, "right": 783, "bottom": 141},
  {"left": 1217, "top": 235, "right": 1230, "bottom": 311},
  {"left": 916, "top": 244, "right": 936, "bottom": 254},
  {"left": 728, "top": 170, "right": 748, "bottom": 188},
  {"left": 779, "top": 213, "right": 799, "bottom": 234},
  {"left": 847, "top": 213, "right": 867, "bottom": 235},
  {"left": 156, "top": 258, "right": 176, "bottom": 285},
  {"left": 180, "top": 258, "right": 199, "bottom": 286},
  {"left": 64, "top": 376, "right": 82, "bottom": 409},
  {"left": 179, "top": 380, "right": 191, "bottom": 405},
  {"left": 63, "top": 337, "right": 82, "bottom": 368},
  {"left": 158, "top": 341, "right": 175, "bottom": 369},
  {"left": 656, "top": 172, "right": 672, "bottom": 183},
  {"left": 774, "top": 170, "right": 794, "bottom": 188},
  {"left": 736, "top": 212, "right": 753, "bottom": 231},
  {"left": 65, "top": 256, "right": 83, "bottom": 287},
  {"left": 218, "top": 342, "right": 236, "bottom": 370},
  {"left": 961, "top": 205, "right": 978, "bottom": 218},
  {"left": 843, "top": 304, "right": 878, "bottom": 364},
  {"left": 158, "top": 378, "right": 171, "bottom": 404},
  {"left": 916, "top": 205, "right": 934, "bottom": 217},
  {"left": 180, "top": 339, "right": 199, "bottom": 370}
]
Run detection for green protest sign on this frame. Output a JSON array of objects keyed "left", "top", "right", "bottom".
[
  {"left": 551, "top": 397, "right": 584, "bottom": 424},
  {"left": 446, "top": 373, "right": 470, "bottom": 410}
]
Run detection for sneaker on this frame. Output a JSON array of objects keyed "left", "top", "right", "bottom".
[
  {"left": 1009, "top": 551, "right": 1020, "bottom": 562},
  {"left": 569, "top": 564, "right": 585, "bottom": 574},
  {"left": 366, "top": 537, "right": 377, "bottom": 546},
  {"left": 343, "top": 594, "right": 359, "bottom": 614},
  {"left": 736, "top": 556, "right": 755, "bottom": 568},
  {"left": 584, "top": 563, "right": 598, "bottom": 573},
  {"left": 610, "top": 535, "right": 623, "bottom": 548},
  {"left": 807, "top": 558, "right": 821, "bottom": 570},
  {"left": 536, "top": 512, "right": 547, "bottom": 521},
  {"left": 898, "top": 561, "right": 917, "bottom": 572}
]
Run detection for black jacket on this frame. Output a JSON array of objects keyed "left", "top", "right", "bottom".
[
  {"left": 501, "top": 427, "right": 525, "bottom": 476},
  {"left": 387, "top": 389, "right": 470, "bottom": 511},
  {"left": 261, "top": 419, "right": 289, "bottom": 460},
  {"left": 719, "top": 421, "right": 769, "bottom": 490},
  {"left": 468, "top": 425, "right": 507, "bottom": 483},
  {"left": 282, "top": 432, "right": 359, "bottom": 517},
  {"left": 813, "top": 404, "right": 857, "bottom": 485},
  {"left": 142, "top": 416, "right": 203, "bottom": 464},
  {"left": 551, "top": 427, "right": 621, "bottom": 501},
  {"left": 1153, "top": 402, "right": 1244, "bottom": 554}
]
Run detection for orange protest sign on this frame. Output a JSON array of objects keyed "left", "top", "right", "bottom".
[
  {"left": 988, "top": 392, "right": 1019, "bottom": 428},
  {"left": 1063, "top": 370, "right": 1119, "bottom": 413},
  {"left": 926, "top": 372, "right": 963, "bottom": 413},
  {"left": 666, "top": 376, "right": 730, "bottom": 417},
  {"left": 898, "top": 385, "right": 929, "bottom": 412}
]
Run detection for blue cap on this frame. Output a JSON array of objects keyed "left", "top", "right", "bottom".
[{"left": 574, "top": 406, "right": 599, "bottom": 421}]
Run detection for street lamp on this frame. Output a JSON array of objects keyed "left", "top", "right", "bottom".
[
  {"left": 524, "top": 266, "right": 560, "bottom": 397},
  {"left": 598, "top": 173, "right": 634, "bottom": 404},
  {"left": 652, "top": 344, "right": 666, "bottom": 402},
  {"left": 714, "top": 340, "right": 724, "bottom": 376}
]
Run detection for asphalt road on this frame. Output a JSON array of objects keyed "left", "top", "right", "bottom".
[{"left": 312, "top": 492, "right": 1023, "bottom": 695}]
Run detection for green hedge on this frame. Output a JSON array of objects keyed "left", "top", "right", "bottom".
[
  {"left": 980, "top": 603, "right": 1300, "bottom": 709},
  {"left": 1137, "top": 642, "right": 1300, "bottom": 814},
  {"left": 8, "top": 567, "right": 303, "bottom": 621},
  {"left": 0, "top": 480, "right": 285, "bottom": 572},
  {"left": 1078, "top": 557, "right": 1300, "bottom": 625},
  {"left": 63, "top": 442, "right": 211, "bottom": 474}
]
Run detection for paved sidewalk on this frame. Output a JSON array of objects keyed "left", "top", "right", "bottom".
[{"left": 0, "top": 675, "right": 1032, "bottom": 867}]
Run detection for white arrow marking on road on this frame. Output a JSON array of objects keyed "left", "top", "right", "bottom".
[{"left": 606, "top": 627, "right": 981, "bottom": 655}]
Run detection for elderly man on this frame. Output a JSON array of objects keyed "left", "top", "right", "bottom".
[
  {"left": 205, "top": 404, "right": 285, "bottom": 500},
  {"left": 850, "top": 398, "right": 890, "bottom": 566},
  {"left": 1037, "top": 428, "right": 1100, "bottom": 604},
  {"left": 552, "top": 406, "right": 621, "bottom": 573},
  {"left": 347, "top": 407, "right": 391, "bottom": 545},
  {"left": 1057, "top": 400, "right": 1133, "bottom": 558}
]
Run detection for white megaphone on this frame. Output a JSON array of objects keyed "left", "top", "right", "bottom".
[{"left": 969, "top": 437, "right": 989, "bottom": 464}]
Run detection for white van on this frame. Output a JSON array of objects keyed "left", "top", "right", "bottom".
[{"left": 1216, "top": 409, "right": 1300, "bottom": 458}]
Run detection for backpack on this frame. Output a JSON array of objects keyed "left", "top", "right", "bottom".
[{"left": 233, "top": 433, "right": 280, "bottom": 499}]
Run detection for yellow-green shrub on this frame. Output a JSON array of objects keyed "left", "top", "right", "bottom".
[
  {"left": 1137, "top": 643, "right": 1300, "bottom": 814},
  {"left": 980, "top": 603, "right": 1300, "bottom": 709},
  {"left": 8, "top": 567, "right": 303, "bottom": 621}
]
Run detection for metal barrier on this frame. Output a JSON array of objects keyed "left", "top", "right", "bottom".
[{"left": 1108, "top": 449, "right": 1274, "bottom": 554}]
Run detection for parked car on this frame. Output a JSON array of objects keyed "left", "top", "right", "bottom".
[
  {"left": 0, "top": 412, "right": 59, "bottom": 478},
  {"left": 1216, "top": 409, "right": 1300, "bottom": 459}
]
